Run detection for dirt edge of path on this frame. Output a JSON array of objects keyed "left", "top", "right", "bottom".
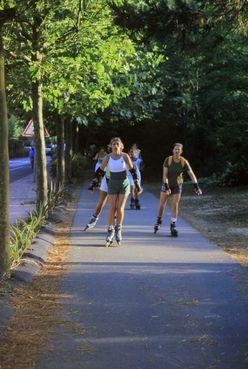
[{"left": 0, "top": 185, "right": 82, "bottom": 369}]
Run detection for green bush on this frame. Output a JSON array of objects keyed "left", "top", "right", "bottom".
[
  {"left": 72, "top": 153, "right": 90, "bottom": 178},
  {"left": 219, "top": 162, "right": 248, "bottom": 187},
  {"left": 10, "top": 181, "right": 65, "bottom": 268}
]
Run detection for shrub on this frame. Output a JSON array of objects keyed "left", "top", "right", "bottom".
[{"left": 72, "top": 153, "right": 90, "bottom": 178}]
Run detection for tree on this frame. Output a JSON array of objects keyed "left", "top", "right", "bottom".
[{"left": 0, "top": 5, "right": 16, "bottom": 277}]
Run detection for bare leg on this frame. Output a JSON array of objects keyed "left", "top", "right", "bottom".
[
  {"left": 94, "top": 191, "right": 108, "bottom": 217},
  {"left": 154, "top": 192, "right": 169, "bottom": 233},
  {"left": 171, "top": 193, "right": 181, "bottom": 219},
  {"left": 157, "top": 192, "right": 169, "bottom": 218},
  {"left": 108, "top": 194, "right": 118, "bottom": 226},
  {"left": 116, "top": 194, "right": 129, "bottom": 225}
]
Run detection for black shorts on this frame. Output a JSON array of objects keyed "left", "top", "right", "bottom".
[
  {"left": 161, "top": 184, "right": 182, "bottom": 195},
  {"left": 170, "top": 185, "right": 182, "bottom": 195}
]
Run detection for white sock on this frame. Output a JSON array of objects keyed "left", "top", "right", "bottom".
[{"left": 171, "top": 217, "right": 177, "bottom": 223}]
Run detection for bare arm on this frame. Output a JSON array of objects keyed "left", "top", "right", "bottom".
[
  {"left": 162, "top": 166, "right": 169, "bottom": 184},
  {"left": 187, "top": 169, "right": 202, "bottom": 195},
  {"left": 187, "top": 169, "right": 198, "bottom": 183},
  {"left": 123, "top": 153, "right": 133, "bottom": 170},
  {"left": 100, "top": 155, "right": 109, "bottom": 171},
  {"left": 162, "top": 166, "right": 171, "bottom": 194},
  {"left": 93, "top": 152, "right": 99, "bottom": 161}
]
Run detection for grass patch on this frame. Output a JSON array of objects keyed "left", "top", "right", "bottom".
[{"left": 10, "top": 182, "right": 66, "bottom": 268}]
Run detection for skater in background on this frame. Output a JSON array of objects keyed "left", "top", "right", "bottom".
[
  {"left": 93, "top": 146, "right": 108, "bottom": 171},
  {"left": 90, "top": 137, "right": 142, "bottom": 247},
  {"left": 29, "top": 146, "right": 35, "bottom": 170},
  {"left": 84, "top": 147, "right": 109, "bottom": 230},
  {"left": 84, "top": 169, "right": 110, "bottom": 231},
  {"left": 128, "top": 147, "right": 143, "bottom": 210},
  {"left": 154, "top": 143, "right": 202, "bottom": 237},
  {"left": 130, "top": 143, "right": 142, "bottom": 159}
]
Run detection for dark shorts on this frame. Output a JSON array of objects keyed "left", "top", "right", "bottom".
[
  {"left": 108, "top": 178, "right": 130, "bottom": 195},
  {"left": 170, "top": 185, "right": 182, "bottom": 195},
  {"left": 161, "top": 184, "right": 182, "bottom": 195}
]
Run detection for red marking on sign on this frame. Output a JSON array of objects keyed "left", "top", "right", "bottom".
[{"left": 22, "top": 119, "right": 49, "bottom": 137}]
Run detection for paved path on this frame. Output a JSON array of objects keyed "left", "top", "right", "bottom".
[{"left": 37, "top": 185, "right": 248, "bottom": 369}]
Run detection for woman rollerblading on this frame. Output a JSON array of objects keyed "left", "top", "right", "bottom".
[
  {"left": 154, "top": 143, "right": 202, "bottom": 236},
  {"left": 84, "top": 150, "right": 110, "bottom": 231},
  {"left": 90, "top": 137, "right": 142, "bottom": 247},
  {"left": 128, "top": 147, "right": 143, "bottom": 211}
]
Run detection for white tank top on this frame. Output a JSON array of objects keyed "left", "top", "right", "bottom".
[{"left": 108, "top": 155, "right": 127, "bottom": 173}]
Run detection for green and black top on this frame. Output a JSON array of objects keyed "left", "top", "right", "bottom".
[{"left": 163, "top": 156, "right": 192, "bottom": 188}]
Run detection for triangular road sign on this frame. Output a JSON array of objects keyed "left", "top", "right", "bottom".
[{"left": 22, "top": 119, "right": 49, "bottom": 137}]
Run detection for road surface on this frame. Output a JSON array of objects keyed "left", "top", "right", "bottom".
[{"left": 9, "top": 157, "right": 50, "bottom": 224}]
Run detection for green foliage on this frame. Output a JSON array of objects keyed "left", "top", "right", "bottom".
[
  {"left": 8, "top": 114, "right": 23, "bottom": 140},
  {"left": 71, "top": 153, "right": 90, "bottom": 178},
  {"left": 3, "top": 0, "right": 248, "bottom": 186},
  {"left": 10, "top": 180, "right": 65, "bottom": 268},
  {"left": 109, "top": 0, "right": 248, "bottom": 185},
  {"left": 10, "top": 206, "right": 47, "bottom": 267}
]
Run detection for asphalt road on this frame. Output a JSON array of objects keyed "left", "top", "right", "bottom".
[
  {"left": 9, "top": 156, "right": 51, "bottom": 224},
  {"left": 37, "top": 185, "right": 248, "bottom": 369},
  {"left": 9, "top": 157, "right": 33, "bottom": 183}
]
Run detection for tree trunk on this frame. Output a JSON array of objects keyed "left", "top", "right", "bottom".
[
  {"left": 56, "top": 116, "right": 65, "bottom": 188},
  {"left": 0, "top": 28, "right": 10, "bottom": 277},
  {"left": 32, "top": 76, "right": 48, "bottom": 206},
  {"left": 65, "top": 119, "right": 73, "bottom": 183},
  {"left": 32, "top": 20, "right": 48, "bottom": 207}
]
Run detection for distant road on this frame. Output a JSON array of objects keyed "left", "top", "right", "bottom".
[
  {"left": 9, "top": 157, "right": 51, "bottom": 224},
  {"left": 9, "top": 157, "right": 51, "bottom": 183},
  {"left": 9, "top": 157, "right": 32, "bottom": 183}
]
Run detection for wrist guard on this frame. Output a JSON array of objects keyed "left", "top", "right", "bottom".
[
  {"left": 161, "top": 182, "right": 170, "bottom": 192},
  {"left": 88, "top": 179, "right": 99, "bottom": 191},
  {"left": 193, "top": 182, "right": 200, "bottom": 192}
]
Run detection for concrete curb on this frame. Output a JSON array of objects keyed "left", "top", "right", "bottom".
[{"left": 11, "top": 222, "right": 56, "bottom": 283}]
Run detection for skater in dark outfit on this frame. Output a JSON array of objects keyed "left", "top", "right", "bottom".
[
  {"left": 128, "top": 147, "right": 143, "bottom": 210},
  {"left": 154, "top": 143, "right": 202, "bottom": 236},
  {"left": 90, "top": 137, "right": 142, "bottom": 247}
]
